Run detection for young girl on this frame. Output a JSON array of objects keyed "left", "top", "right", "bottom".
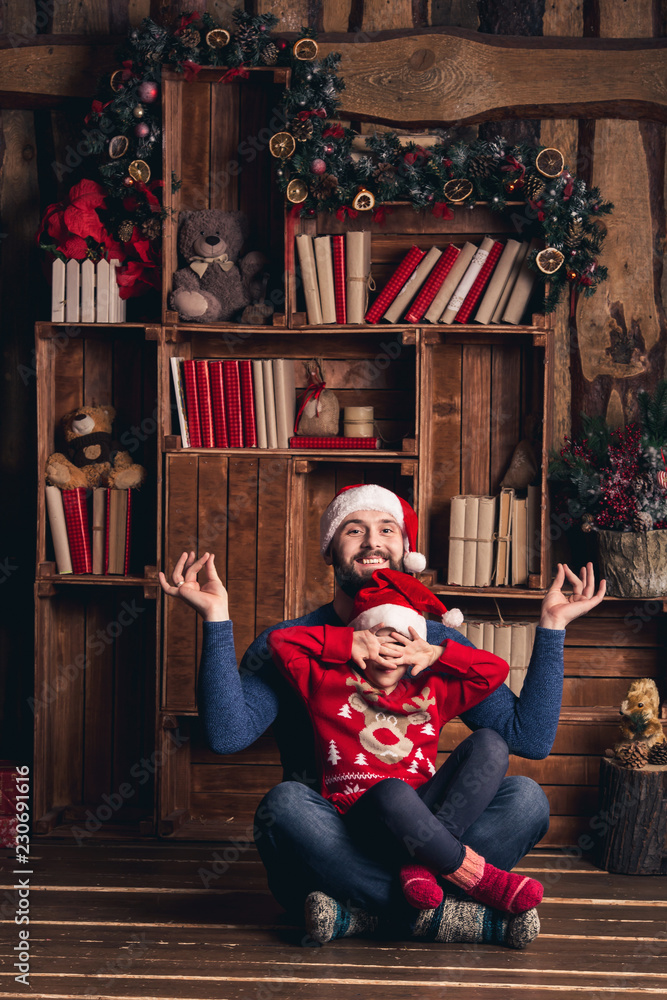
[{"left": 268, "top": 569, "right": 544, "bottom": 915}]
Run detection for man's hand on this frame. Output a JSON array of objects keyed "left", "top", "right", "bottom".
[
  {"left": 159, "top": 550, "right": 230, "bottom": 622},
  {"left": 539, "top": 562, "right": 606, "bottom": 630},
  {"left": 387, "top": 628, "right": 444, "bottom": 677},
  {"left": 350, "top": 625, "right": 398, "bottom": 671}
]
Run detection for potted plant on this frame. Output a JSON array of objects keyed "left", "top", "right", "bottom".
[{"left": 549, "top": 382, "right": 667, "bottom": 597}]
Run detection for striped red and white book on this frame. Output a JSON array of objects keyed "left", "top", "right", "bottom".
[
  {"left": 222, "top": 359, "right": 243, "bottom": 448},
  {"left": 289, "top": 436, "right": 379, "bottom": 450},
  {"left": 331, "top": 234, "right": 346, "bottom": 325},
  {"left": 195, "top": 360, "right": 215, "bottom": 448},
  {"left": 454, "top": 240, "right": 505, "bottom": 323},
  {"left": 61, "top": 487, "right": 92, "bottom": 574},
  {"left": 238, "top": 359, "right": 257, "bottom": 448},
  {"left": 208, "top": 361, "right": 229, "bottom": 448},
  {"left": 404, "top": 244, "right": 461, "bottom": 324},
  {"left": 181, "top": 359, "right": 202, "bottom": 448},
  {"left": 365, "top": 246, "right": 426, "bottom": 324}
]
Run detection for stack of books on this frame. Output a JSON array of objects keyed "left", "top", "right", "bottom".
[
  {"left": 45, "top": 486, "right": 134, "bottom": 576},
  {"left": 171, "top": 358, "right": 297, "bottom": 450},
  {"left": 295, "top": 232, "right": 372, "bottom": 325},
  {"left": 452, "top": 619, "right": 537, "bottom": 695},
  {"left": 447, "top": 486, "right": 541, "bottom": 589}
]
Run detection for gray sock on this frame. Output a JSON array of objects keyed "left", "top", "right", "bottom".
[
  {"left": 304, "top": 891, "right": 379, "bottom": 945},
  {"left": 412, "top": 893, "right": 540, "bottom": 949}
]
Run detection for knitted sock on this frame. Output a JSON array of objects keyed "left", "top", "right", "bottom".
[
  {"left": 400, "top": 865, "right": 443, "bottom": 909},
  {"left": 411, "top": 894, "right": 540, "bottom": 950},
  {"left": 304, "top": 891, "right": 378, "bottom": 945},
  {"left": 443, "top": 846, "right": 543, "bottom": 914}
]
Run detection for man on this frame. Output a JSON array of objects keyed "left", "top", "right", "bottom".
[{"left": 160, "top": 484, "right": 605, "bottom": 948}]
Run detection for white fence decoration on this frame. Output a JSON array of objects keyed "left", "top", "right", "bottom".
[{"left": 52, "top": 258, "right": 127, "bottom": 323}]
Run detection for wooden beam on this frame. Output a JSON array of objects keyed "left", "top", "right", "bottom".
[{"left": 0, "top": 38, "right": 119, "bottom": 106}]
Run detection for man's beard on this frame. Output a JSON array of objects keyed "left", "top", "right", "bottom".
[{"left": 331, "top": 549, "right": 403, "bottom": 596}]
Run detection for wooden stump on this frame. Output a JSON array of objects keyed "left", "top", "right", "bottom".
[{"left": 598, "top": 756, "right": 667, "bottom": 875}]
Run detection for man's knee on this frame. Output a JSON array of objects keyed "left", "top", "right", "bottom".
[
  {"left": 507, "top": 775, "right": 550, "bottom": 839},
  {"left": 254, "top": 781, "right": 309, "bottom": 832}
]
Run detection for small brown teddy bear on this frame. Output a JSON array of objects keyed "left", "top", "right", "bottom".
[
  {"left": 616, "top": 677, "right": 665, "bottom": 750},
  {"left": 170, "top": 210, "right": 266, "bottom": 323},
  {"left": 46, "top": 405, "right": 146, "bottom": 491}
]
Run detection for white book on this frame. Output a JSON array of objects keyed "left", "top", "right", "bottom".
[
  {"left": 473, "top": 239, "right": 522, "bottom": 324},
  {"left": 262, "top": 358, "right": 278, "bottom": 449},
  {"left": 383, "top": 246, "right": 442, "bottom": 323},
  {"left": 273, "top": 358, "right": 296, "bottom": 450},
  {"left": 441, "top": 237, "right": 495, "bottom": 324},
  {"left": 314, "top": 236, "right": 336, "bottom": 324},
  {"left": 346, "top": 231, "right": 372, "bottom": 324},
  {"left": 169, "top": 356, "right": 189, "bottom": 447},
  {"left": 295, "top": 233, "right": 323, "bottom": 325},
  {"left": 252, "top": 360, "right": 268, "bottom": 449},
  {"left": 425, "top": 242, "right": 476, "bottom": 323},
  {"left": 490, "top": 241, "right": 529, "bottom": 323},
  {"left": 502, "top": 237, "right": 541, "bottom": 325},
  {"left": 45, "top": 486, "right": 72, "bottom": 574}
]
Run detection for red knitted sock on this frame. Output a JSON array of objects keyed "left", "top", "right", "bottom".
[
  {"left": 443, "top": 847, "right": 543, "bottom": 914},
  {"left": 400, "top": 865, "right": 444, "bottom": 909}
]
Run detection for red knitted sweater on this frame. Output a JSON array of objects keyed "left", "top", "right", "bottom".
[{"left": 268, "top": 625, "right": 509, "bottom": 814}]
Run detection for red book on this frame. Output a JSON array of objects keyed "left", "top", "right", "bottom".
[
  {"left": 238, "top": 359, "right": 257, "bottom": 448},
  {"left": 181, "top": 359, "right": 202, "bottom": 448},
  {"left": 365, "top": 246, "right": 426, "bottom": 324},
  {"left": 332, "top": 234, "right": 346, "bottom": 325},
  {"left": 61, "top": 487, "right": 92, "bottom": 574},
  {"left": 222, "top": 360, "right": 243, "bottom": 448},
  {"left": 208, "top": 361, "right": 229, "bottom": 448},
  {"left": 289, "top": 436, "right": 379, "bottom": 450},
  {"left": 195, "top": 360, "right": 215, "bottom": 448},
  {"left": 455, "top": 240, "right": 504, "bottom": 323},
  {"left": 404, "top": 244, "right": 461, "bottom": 323}
]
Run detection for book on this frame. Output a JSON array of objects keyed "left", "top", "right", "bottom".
[
  {"left": 511, "top": 496, "right": 528, "bottom": 586},
  {"left": 424, "top": 242, "right": 477, "bottom": 323},
  {"left": 288, "top": 436, "right": 379, "bottom": 449},
  {"left": 314, "top": 236, "right": 336, "bottom": 324},
  {"left": 404, "top": 244, "right": 461, "bottom": 324},
  {"left": 222, "top": 359, "right": 243, "bottom": 448},
  {"left": 441, "top": 237, "right": 496, "bottom": 323},
  {"left": 462, "top": 495, "right": 480, "bottom": 588},
  {"left": 454, "top": 240, "right": 504, "bottom": 324},
  {"left": 474, "top": 495, "right": 497, "bottom": 587},
  {"left": 170, "top": 357, "right": 190, "bottom": 448},
  {"left": 208, "top": 360, "right": 229, "bottom": 448},
  {"left": 195, "top": 360, "right": 215, "bottom": 448},
  {"left": 494, "top": 487, "right": 515, "bottom": 586},
  {"left": 502, "top": 237, "right": 541, "bottom": 325},
  {"left": 446, "top": 495, "right": 479, "bottom": 587},
  {"left": 346, "top": 231, "right": 372, "bottom": 324},
  {"left": 473, "top": 239, "right": 523, "bottom": 324},
  {"left": 262, "top": 358, "right": 279, "bottom": 449},
  {"left": 45, "top": 485, "right": 72, "bottom": 575},
  {"left": 92, "top": 487, "right": 107, "bottom": 574},
  {"left": 181, "top": 359, "right": 202, "bottom": 448},
  {"left": 331, "top": 234, "right": 346, "bottom": 324},
  {"left": 295, "top": 233, "right": 323, "bottom": 325},
  {"left": 490, "top": 622, "right": 513, "bottom": 665},
  {"left": 61, "top": 487, "right": 92, "bottom": 574},
  {"left": 482, "top": 621, "right": 496, "bottom": 653},
  {"left": 383, "top": 246, "right": 442, "bottom": 324},
  {"left": 251, "top": 359, "right": 268, "bottom": 449},
  {"left": 238, "top": 359, "right": 257, "bottom": 448},
  {"left": 526, "top": 483, "right": 541, "bottom": 575},
  {"left": 490, "top": 241, "right": 529, "bottom": 323},
  {"left": 364, "top": 245, "right": 425, "bottom": 324},
  {"left": 466, "top": 621, "right": 484, "bottom": 650},
  {"left": 106, "top": 489, "right": 129, "bottom": 575},
  {"left": 273, "top": 359, "right": 296, "bottom": 450}
]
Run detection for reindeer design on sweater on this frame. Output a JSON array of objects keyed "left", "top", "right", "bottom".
[{"left": 346, "top": 676, "right": 436, "bottom": 765}]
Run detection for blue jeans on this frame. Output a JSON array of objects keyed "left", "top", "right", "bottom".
[{"left": 254, "top": 730, "right": 549, "bottom": 918}]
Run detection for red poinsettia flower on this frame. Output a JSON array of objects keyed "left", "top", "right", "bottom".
[
  {"left": 62, "top": 179, "right": 108, "bottom": 244},
  {"left": 116, "top": 259, "right": 161, "bottom": 299}
]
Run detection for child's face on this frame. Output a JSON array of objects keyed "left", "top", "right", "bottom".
[{"left": 363, "top": 626, "right": 409, "bottom": 693}]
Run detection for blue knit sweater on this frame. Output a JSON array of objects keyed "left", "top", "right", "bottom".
[{"left": 198, "top": 605, "right": 566, "bottom": 781}]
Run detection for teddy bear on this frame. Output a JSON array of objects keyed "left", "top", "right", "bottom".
[
  {"left": 169, "top": 209, "right": 266, "bottom": 323},
  {"left": 45, "top": 404, "right": 146, "bottom": 491}
]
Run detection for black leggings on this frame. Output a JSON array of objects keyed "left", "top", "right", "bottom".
[{"left": 343, "top": 728, "right": 509, "bottom": 875}]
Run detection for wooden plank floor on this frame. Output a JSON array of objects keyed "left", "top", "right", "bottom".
[{"left": 1, "top": 842, "right": 666, "bottom": 999}]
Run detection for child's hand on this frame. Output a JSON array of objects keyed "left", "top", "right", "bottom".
[
  {"left": 350, "top": 624, "right": 398, "bottom": 672},
  {"left": 388, "top": 628, "right": 444, "bottom": 676},
  {"left": 159, "top": 551, "right": 230, "bottom": 622}
]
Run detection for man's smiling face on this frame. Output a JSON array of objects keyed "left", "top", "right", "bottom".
[{"left": 326, "top": 509, "right": 404, "bottom": 595}]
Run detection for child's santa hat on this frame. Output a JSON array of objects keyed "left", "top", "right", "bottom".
[
  {"left": 348, "top": 568, "right": 463, "bottom": 638},
  {"left": 319, "top": 484, "right": 427, "bottom": 573}
]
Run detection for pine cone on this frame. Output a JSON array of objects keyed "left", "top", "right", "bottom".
[
  {"left": 467, "top": 154, "right": 495, "bottom": 178},
  {"left": 236, "top": 24, "right": 259, "bottom": 57},
  {"left": 632, "top": 472, "right": 652, "bottom": 495},
  {"left": 260, "top": 41, "right": 278, "bottom": 65},
  {"left": 291, "top": 118, "right": 314, "bottom": 142},
  {"left": 312, "top": 174, "right": 338, "bottom": 200},
  {"left": 118, "top": 220, "right": 134, "bottom": 243},
  {"left": 564, "top": 218, "right": 583, "bottom": 249},
  {"left": 180, "top": 27, "right": 201, "bottom": 48},
  {"left": 614, "top": 741, "right": 650, "bottom": 769},
  {"left": 633, "top": 510, "right": 653, "bottom": 532},
  {"left": 373, "top": 161, "right": 396, "bottom": 185},
  {"left": 141, "top": 217, "right": 162, "bottom": 241},
  {"left": 647, "top": 741, "right": 667, "bottom": 765},
  {"left": 524, "top": 173, "right": 545, "bottom": 201}
]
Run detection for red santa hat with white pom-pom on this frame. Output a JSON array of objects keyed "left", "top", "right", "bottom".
[
  {"left": 320, "top": 483, "right": 428, "bottom": 574},
  {"left": 349, "top": 568, "right": 464, "bottom": 638}
]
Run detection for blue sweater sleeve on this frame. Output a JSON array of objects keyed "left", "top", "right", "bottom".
[{"left": 426, "top": 623, "right": 566, "bottom": 759}]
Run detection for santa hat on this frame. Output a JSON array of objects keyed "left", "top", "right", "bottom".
[
  {"left": 349, "top": 569, "right": 463, "bottom": 637},
  {"left": 319, "top": 484, "right": 427, "bottom": 574}
]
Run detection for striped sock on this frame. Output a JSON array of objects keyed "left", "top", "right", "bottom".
[
  {"left": 411, "top": 894, "right": 540, "bottom": 949},
  {"left": 304, "top": 891, "right": 378, "bottom": 945},
  {"left": 443, "top": 846, "right": 543, "bottom": 914},
  {"left": 400, "top": 865, "right": 444, "bottom": 909}
]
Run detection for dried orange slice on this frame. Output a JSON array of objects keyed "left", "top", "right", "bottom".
[
  {"left": 269, "top": 131, "right": 296, "bottom": 159},
  {"left": 352, "top": 187, "right": 375, "bottom": 211},
  {"left": 108, "top": 135, "right": 129, "bottom": 159},
  {"left": 110, "top": 69, "right": 125, "bottom": 92},
  {"left": 293, "top": 37, "right": 318, "bottom": 60},
  {"left": 206, "top": 28, "right": 230, "bottom": 48},
  {"left": 128, "top": 159, "right": 151, "bottom": 183},
  {"left": 535, "top": 147, "right": 564, "bottom": 178},
  {"left": 535, "top": 247, "right": 565, "bottom": 274},
  {"left": 443, "top": 178, "right": 474, "bottom": 203},
  {"left": 286, "top": 178, "right": 308, "bottom": 204}
]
